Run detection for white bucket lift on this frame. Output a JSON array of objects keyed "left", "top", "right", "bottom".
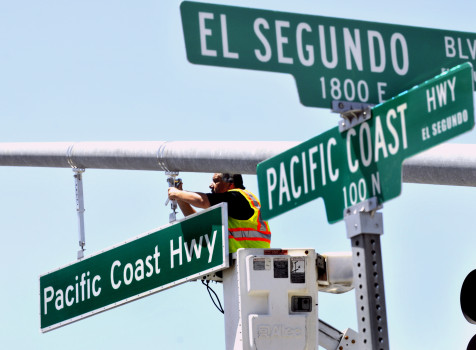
[{"left": 220, "top": 248, "right": 355, "bottom": 350}]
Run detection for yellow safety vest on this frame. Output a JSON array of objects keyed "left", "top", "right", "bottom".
[{"left": 227, "top": 189, "right": 271, "bottom": 253}]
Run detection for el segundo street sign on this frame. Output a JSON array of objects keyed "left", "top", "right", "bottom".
[
  {"left": 181, "top": 1, "right": 476, "bottom": 109},
  {"left": 257, "top": 63, "right": 475, "bottom": 223},
  {"left": 39, "top": 203, "right": 229, "bottom": 332}
]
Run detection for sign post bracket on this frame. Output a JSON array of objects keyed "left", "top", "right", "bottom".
[
  {"left": 164, "top": 171, "right": 181, "bottom": 223},
  {"left": 73, "top": 168, "right": 86, "bottom": 260},
  {"left": 344, "top": 198, "right": 389, "bottom": 350},
  {"left": 331, "top": 100, "right": 374, "bottom": 133}
]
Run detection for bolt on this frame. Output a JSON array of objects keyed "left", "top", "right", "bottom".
[
  {"left": 352, "top": 339, "right": 356, "bottom": 344},
  {"left": 339, "top": 347, "right": 343, "bottom": 350},
  {"left": 345, "top": 335, "right": 349, "bottom": 340}
]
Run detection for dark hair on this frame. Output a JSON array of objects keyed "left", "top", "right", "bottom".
[{"left": 222, "top": 173, "right": 245, "bottom": 189}]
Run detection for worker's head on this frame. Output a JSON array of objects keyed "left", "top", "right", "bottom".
[{"left": 210, "top": 173, "right": 245, "bottom": 193}]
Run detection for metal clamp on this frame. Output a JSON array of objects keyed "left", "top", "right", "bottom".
[
  {"left": 343, "top": 197, "right": 381, "bottom": 217},
  {"left": 165, "top": 172, "right": 182, "bottom": 223},
  {"left": 343, "top": 197, "right": 383, "bottom": 239},
  {"left": 317, "top": 318, "right": 359, "bottom": 350},
  {"left": 332, "top": 101, "right": 374, "bottom": 133},
  {"left": 336, "top": 328, "right": 359, "bottom": 349}
]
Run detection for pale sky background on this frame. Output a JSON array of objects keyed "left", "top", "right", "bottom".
[{"left": 1, "top": 1, "right": 476, "bottom": 349}]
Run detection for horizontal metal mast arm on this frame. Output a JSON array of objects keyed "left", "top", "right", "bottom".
[
  {"left": 402, "top": 143, "right": 476, "bottom": 187},
  {"left": 0, "top": 141, "right": 298, "bottom": 173},
  {"left": 0, "top": 141, "right": 475, "bottom": 186}
]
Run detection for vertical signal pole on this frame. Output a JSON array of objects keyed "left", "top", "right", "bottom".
[
  {"left": 344, "top": 198, "right": 389, "bottom": 350},
  {"left": 73, "top": 168, "right": 86, "bottom": 259}
]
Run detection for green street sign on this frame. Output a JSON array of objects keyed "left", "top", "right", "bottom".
[
  {"left": 39, "top": 204, "right": 228, "bottom": 332},
  {"left": 257, "top": 63, "right": 474, "bottom": 223},
  {"left": 180, "top": 1, "right": 476, "bottom": 109}
]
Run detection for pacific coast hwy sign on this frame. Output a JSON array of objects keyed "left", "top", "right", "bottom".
[
  {"left": 181, "top": 1, "right": 476, "bottom": 109},
  {"left": 257, "top": 63, "right": 475, "bottom": 223},
  {"left": 39, "top": 204, "right": 228, "bottom": 332}
]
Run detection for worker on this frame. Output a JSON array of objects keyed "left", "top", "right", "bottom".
[{"left": 167, "top": 173, "right": 271, "bottom": 253}]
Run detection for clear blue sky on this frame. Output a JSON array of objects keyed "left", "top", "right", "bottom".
[{"left": 1, "top": 1, "right": 476, "bottom": 349}]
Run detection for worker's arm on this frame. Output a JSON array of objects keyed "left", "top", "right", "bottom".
[
  {"left": 168, "top": 187, "right": 211, "bottom": 216},
  {"left": 169, "top": 182, "right": 196, "bottom": 217},
  {"left": 176, "top": 200, "right": 196, "bottom": 217}
]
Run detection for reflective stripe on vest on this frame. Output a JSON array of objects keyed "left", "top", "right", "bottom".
[{"left": 227, "top": 189, "right": 271, "bottom": 252}]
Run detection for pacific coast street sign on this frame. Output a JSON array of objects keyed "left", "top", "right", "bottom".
[
  {"left": 181, "top": 1, "right": 476, "bottom": 109},
  {"left": 39, "top": 203, "right": 228, "bottom": 332},
  {"left": 257, "top": 63, "right": 474, "bottom": 223}
]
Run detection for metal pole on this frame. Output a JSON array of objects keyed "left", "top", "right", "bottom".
[
  {"left": 344, "top": 199, "right": 389, "bottom": 350},
  {"left": 0, "top": 141, "right": 296, "bottom": 173},
  {"left": 73, "top": 168, "right": 86, "bottom": 259},
  {"left": 0, "top": 142, "right": 475, "bottom": 186},
  {"left": 402, "top": 143, "right": 476, "bottom": 187}
]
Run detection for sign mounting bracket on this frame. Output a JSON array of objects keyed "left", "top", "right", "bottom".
[
  {"left": 332, "top": 100, "right": 374, "bottom": 133},
  {"left": 164, "top": 171, "right": 181, "bottom": 223},
  {"left": 73, "top": 168, "right": 86, "bottom": 260}
]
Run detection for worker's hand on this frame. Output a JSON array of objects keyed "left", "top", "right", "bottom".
[
  {"left": 176, "top": 181, "right": 183, "bottom": 191},
  {"left": 168, "top": 187, "right": 181, "bottom": 201}
]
